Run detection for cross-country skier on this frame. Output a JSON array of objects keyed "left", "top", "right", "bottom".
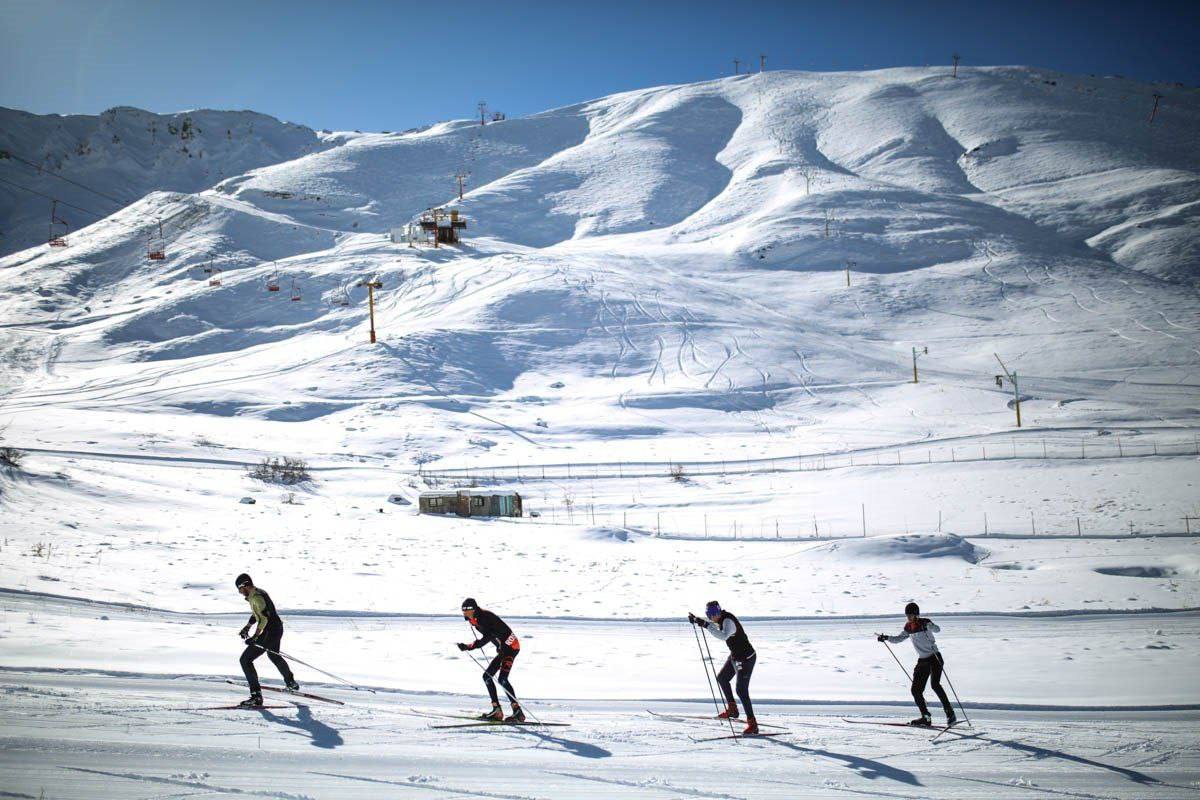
[
  {"left": 876, "top": 601, "right": 956, "bottom": 727},
  {"left": 235, "top": 573, "right": 298, "bottom": 708},
  {"left": 457, "top": 598, "right": 524, "bottom": 722},
  {"left": 689, "top": 600, "right": 759, "bottom": 735}
]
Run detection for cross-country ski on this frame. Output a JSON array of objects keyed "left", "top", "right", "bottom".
[{"left": 2, "top": 4, "right": 1198, "bottom": 798}]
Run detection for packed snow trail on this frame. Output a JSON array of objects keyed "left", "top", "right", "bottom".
[{"left": 1, "top": 672, "right": 1197, "bottom": 800}]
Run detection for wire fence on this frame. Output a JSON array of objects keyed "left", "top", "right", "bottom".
[
  {"left": 418, "top": 433, "right": 1200, "bottom": 485},
  {"left": 478, "top": 503, "right": 1200, "bottom": 542}
]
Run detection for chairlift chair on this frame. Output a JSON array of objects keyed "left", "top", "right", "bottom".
[
  {"left": 267, "top": 265, "right": 281, "bottom": 292},
  {"left": 48, "top": 200, "right": 69, "bottom": 247},
  {"left": 147, "top": 220, "right": 166, "bottom": 261},
  {"left": 290, "top": 278, "right": 301, "bottom": 302},
  {"left": 208, "top": 266, "right": 222, "bottom": 287}
]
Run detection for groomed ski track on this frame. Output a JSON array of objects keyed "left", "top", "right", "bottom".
[
  {"left": 3, "top": 590, "right": 1199, "bottom": 798},
  {"left": 2, "top": 671, "right": 1197, "bottom": 800}
]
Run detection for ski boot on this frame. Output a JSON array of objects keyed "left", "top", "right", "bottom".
[
  {"left": 742, "top": 717, "right": 759, "bottom": 736},
  {"left": 945, "top": 713, "right": 957, "bottom": 727},
  {"left": 238, "top": 692, "right": 264, "bottom": 708},
  {"left": 909, "top": 714, "right": 932, "bottom": 727},
  {"left": 478, "top": 705, "right": 504, "bottom": 722},
  {"left": 285, "top": 678, "right": 300, "bottom": 692},
  {"left": 505, "top": 703, "right": 526, "bottom": 723},
  {"left": 716, "top": 702, "right": 740, "bottom": 720}
]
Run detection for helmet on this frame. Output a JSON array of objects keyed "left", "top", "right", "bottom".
[
  {"left": 904, "top": 602, "right": 920, "bottom": 616},
  {"left": 235, "top": 573, "right": 253, "bottom": 589},
  {"left": 461, "top": 597, "right": 478, "bottom": 612},
  {"left": 705, "top": 600, "right": 722, "bottom": 618}
]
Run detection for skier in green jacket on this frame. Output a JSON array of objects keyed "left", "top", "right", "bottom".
[{"left": 235, "top": 573, "right": 298, "bottom": 707}]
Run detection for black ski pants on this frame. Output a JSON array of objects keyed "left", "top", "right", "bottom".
[
  {"left": 240, "top": 625, "right": 294, "bottom": 694},
  {"left": 912, "top": 653, "right": 953, "bottom": 718},
  {"left": 716, "top": 652, "right": 756, "bottom": 719},
  {"left": 483, "top": 646, "right": 519, "bottom": 706}
]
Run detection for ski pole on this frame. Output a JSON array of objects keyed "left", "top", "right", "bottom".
[
  {"left": 691, "top": 623, "right": 723, "bottom": 717},
  {"left": 251, "top": 642, "right": 375, "bottom": 693},
  {"left": 698, "top": 624, "right": 738, "bottom": 739},
  {"left": 938, "top": 658, "right": 972, "bottom": 728},
  {"left": 878, "top": 639, "right": 912, "bottom": 682}
]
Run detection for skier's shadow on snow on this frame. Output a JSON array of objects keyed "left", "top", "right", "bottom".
[
  {"left": 461, "top": 727, "right": 611, "bottom": 759},
  {"left": 943, "top": 731, "right": 1160, "bottom": 786},
  {"left": 259, "top": 704, "right": 344, "bottom": 750},
  {"left": 762, "top": 738, "right": 920, "bottom": 785}
]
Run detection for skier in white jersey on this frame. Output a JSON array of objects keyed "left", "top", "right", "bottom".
[{"left": 877, "top": 601, "right": 956, "bottom": 727}]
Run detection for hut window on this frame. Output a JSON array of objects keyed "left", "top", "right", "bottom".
[
  {"left": 471, "top": 496, "right": 486, "bottom": 508},
  {"left": 429, "top": 498, "right": 443, "bottom": 508}
]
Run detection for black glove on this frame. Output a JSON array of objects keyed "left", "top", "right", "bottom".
[
  {"left": 457, "top": 642, "right": 470, "bottom": 652},
  {"left": 687, "top": 612, "right": 697, "bottom": 625},
  {"left": 244, "top": 635, "right": 262, "bottom": 647},
  {"left": 876, "top": 634, "right": 888, "bottom": 643},
  {"left": 238, "top": 625, "right": 250, "bottom": 638}
]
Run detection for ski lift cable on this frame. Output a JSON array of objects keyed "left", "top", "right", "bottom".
[{"left": 1, "top": 149, "right": 131, "bottom": 206}]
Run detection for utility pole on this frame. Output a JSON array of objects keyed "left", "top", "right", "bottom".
[
  {"left": 845, "top": 259, "right": 855, "bottom": 287},
  {"left": 952, "top": 53, "right": 961, "bottom": 78},
  {"left": 477, "top": 101, "right": 488, "bottom": 126},
  {"left": 733, "top": 58, "right": 741, "bottom": 75},
  {"left": 994, "top": 353, "right": 1022, "bottom": 427},
  {"left": 455, "top": 172, "right": 468, "bottom": 200},
  {"left": 759, "top": 54, "right": 766, "bottom": 72},
  {"left": 357, "top": 278, "right": 384, "bottom": 344},
  {"left": 912, "top": 345, "right": 927, "bottom": 383},
  {"left": 1149, "top": 93, "right": 1163, "bottom": 123}
]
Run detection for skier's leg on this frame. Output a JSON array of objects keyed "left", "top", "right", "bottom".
[
  {"left": 263, "top": 629, "right": 294, "bottom": 684},
  {"left": 910, "top": 657, "right": 932, "bottom": 717},
  {"left": 734, "top": 655, "right": 756, "bottom": 720},
  {"left": 930, "top": 653, "right": 954, "bottom": 718},
  {"left": 715, "top": 656, "right": 737, "bottom": 709},
  {"left": 239, "top": 644, "right": 264, "bottom": 693},
  {"left": 495, "top": 650, "right": 518, "bottom": 705},
  {"left": 481, "top": 651, "right": 502, "bottom": 705}
]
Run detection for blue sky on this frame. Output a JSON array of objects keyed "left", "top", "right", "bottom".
[{"left": 2, "top": 0, "right": 1196, "bottom": 130}]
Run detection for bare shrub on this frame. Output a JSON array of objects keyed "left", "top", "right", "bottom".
[{"left": 248, "top": 456, "right": 311, "bottom": 485}]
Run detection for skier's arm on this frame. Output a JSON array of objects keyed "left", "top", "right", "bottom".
[
  {"left": 248, "top": 594, "right": 268, "bottom": 636},
  {"left": 885, "top": 629, "right": 910, "bottom": 644},
  {"left": 703, "top": 618, "right": 737, "bottom": 641},
  {"left": 923, "top": 619, "right": 940, "bottom": 633}
]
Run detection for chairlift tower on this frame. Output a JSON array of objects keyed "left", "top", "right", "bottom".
[
  {"left": 912, "top": 345, "right": 928, "bottom": 384},
  {"left": 357, "top": 278, "right": 384, "bottom": 344},
  {"left": 455, "top": 172, "right": 468, "bottom": 201},
  {"left": 477, "top": 101, "right": 488, "bottom": 126},
  {"left": 994, "top": 353, "right": 1022, "bottom": 427}
]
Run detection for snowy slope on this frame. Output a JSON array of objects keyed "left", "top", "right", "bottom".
[
  {"left": 2, "top": 63, "right": 1199, "bottom": 798},
  {"left": 0, "top": 105, "right": 336, "bottom": 256}
]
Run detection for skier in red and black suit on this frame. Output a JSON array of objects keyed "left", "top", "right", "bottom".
[
  {"left": 457, "top": 598, "right": 524, "bottom": 722},
  {"left": 690, "top": 600, "right": 759, "bottom": 735}
]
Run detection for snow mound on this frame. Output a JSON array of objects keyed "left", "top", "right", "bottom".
[
  {"left": 817, "top": 533, "right": 986, "bottom": 564},
  {"left": 579, "top": 526, "right": 641, "bottom": 543}
]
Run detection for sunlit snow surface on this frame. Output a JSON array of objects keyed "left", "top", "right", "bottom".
[{"left": 1, "top": 66, "right": 1199, "bottom": 796}]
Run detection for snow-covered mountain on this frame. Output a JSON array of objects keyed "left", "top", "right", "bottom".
[
  {"left": 2, "top": 67, "right": 1199, "bottom": 799},
  {"left": 1, "top": 67, "right": 1196, "bottom": 464},
  {"left": 0, "top": 105, "right": 335, "bottom": 256}
]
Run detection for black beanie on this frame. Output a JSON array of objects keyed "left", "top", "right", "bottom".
[
  {"left": 904, "top": 601, "right": 920, "bottom": 616},
  {"left": 235, "top": 573, "right": 253, "bottom": 589}
]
